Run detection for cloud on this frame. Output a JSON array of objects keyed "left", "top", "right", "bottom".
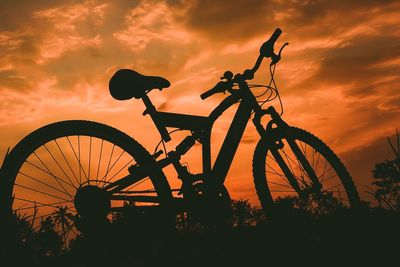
[
  {"left": 32, "top": 2, "right": 107, "bottom": 63},
  {"left": 183, "top": 0, "right": 274, "bottom": 42},
  {"left": 35, "top": 34, "right": 101, "bottom": 64},
  {"left": 0, "top": 78, "right": 127, "bottom": 127},
  {"left": 113, "top": 0, "right": 192, "bottom": 52},
  {"left": 312, "top": 36, "right": 400, "bottom": 88},
  {"left": 1, "top": 0, "right": 400, "bottom": 204},
  {"left": 0, "top": 0, "right": 77, "bottom": 31}
]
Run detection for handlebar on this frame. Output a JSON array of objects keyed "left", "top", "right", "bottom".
[
  {"left": 201, "top": 28, "right": 286, "bottom": 100},
  {"left": 200, "top": 80, "right": 232, "bottom": 100},
  {"left": 260, "top": 28, "right": 282, "bottom": 58},
  {"left": 200, "top": 84, "right": 222, "bottom": 100}
]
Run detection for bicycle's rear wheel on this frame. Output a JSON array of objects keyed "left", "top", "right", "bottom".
[
  {"left": 252, "top": 127, "right": 360, "bottom": 215},
  {"left": 0, "top": 120, "right": 172, "bottom": 250}
]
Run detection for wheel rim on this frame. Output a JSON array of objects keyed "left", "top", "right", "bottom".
[
  {"left": 265, "top": 137, "right": 352, "bottom": 213},
  {"left": 11, "top": 134, "right": 161, "bottom": 248}
]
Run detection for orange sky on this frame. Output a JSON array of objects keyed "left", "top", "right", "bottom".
[{"left": 1, "top": 0, "right": 399, "bottom": 205}]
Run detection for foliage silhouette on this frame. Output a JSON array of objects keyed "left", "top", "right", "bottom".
[
  {"left": 4, "top": 195, "right": 400, "bottom": 267},
  {"left": 370, "top": 129, "right": 400, "bottom": 210}
]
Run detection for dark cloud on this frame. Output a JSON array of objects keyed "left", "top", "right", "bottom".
[
  {"left": 382, "top": 96, "right": 400, "bottom": 111},
  {"left": 177, "top": 0, "right": 400, "bottom": 44},
  {"left": 0, "top": 0, "right": 77, "bottom": 31},
  {"left": 285, "top": 34, "right": 400, "bottom": 100},
  {"left": 346, "top": 77, "right": 400, "bottom": 99},
  {"left": 277, "top": 0, "right": 399, "bottom": 38},
  {"left": 0, "top": 70, "right": 30, "bottom": 91},
  {"left": 328, "top": 100, "right": 400, "bottom": 153},
  {"left": 311, "top": 36, "right": 400, "bottom": 96},
  {"left": 317, "top": 36, "right": 400, "bottom": 84},
  {"left": 182, "top": 0, "right": 274, "bottom": 42}
]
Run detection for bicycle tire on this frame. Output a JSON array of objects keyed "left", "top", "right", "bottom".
[
  {"left": 252, "top": 127, "right": 360, "bottom": 214},
  {"left": 0, "top": 120, "right": 172, "bottom": 248}
]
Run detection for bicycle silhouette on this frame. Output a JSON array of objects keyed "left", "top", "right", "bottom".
[{"left": 0, "top": 29, "right": 360, "bottom": 246}]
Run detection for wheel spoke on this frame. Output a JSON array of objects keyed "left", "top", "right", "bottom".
[
  {"left": 265, "top": 169, "right": 291, "bottom": 180},
  {"left": 101, "top": 150, "right": 125, "bottom": 183},
  {"left": 280, "top": 145, "right": 308, "bottom": 183},
  {"left": 280, "top": 146, "right": 296, "bottom": 175},
  {"left": 32, "top": 209, "right": 76, "bottom": 232},
  {"left": 102, "top": 144, "right": 115, "bottom": 182},
  {"left": 314, "top": 152, "right": 321, "bottom": 174},
  {"left": 18, "top": 171, "right": 73, "bottom": 199},
  {"left": 43, "top": 144, "right": 77, "bottom": 189},
  {"left": 54, "top": 139, "right": 80, "bottom": 185},
  {"left": 319, "top": 160, "right": 332, "bottom": 183},
  {"left": 8, "top": 121, "right": 170, "bottom": 249},
  {"left": 14, "top": 197, "right": 72, "bottom": 211},
  {"left": 25, "top": 160, "right": 75, "bottom": 190},
  {"left": 104, "top": 158, "right": 134, "bottom": 184},
  {"left": 88, "top": 136, "right": 92, "bottom": 182},
  {"left": 326, "top": 182, "right": 343, "bottom": 191},
  {"left": 15, "top": 183, "right": 72, "bottom": 202},
  {"left": 265, "top": 161, "right": 292, "bottom": 187},
  {"left": 293, "top": 142, "right": 309, "bottom": 184},
  {"left": 66, "top": 136, "right": 88, "bottom": 183},
  {"left": 259, "top": 128, "right": 358, "bottom": 213},
  {"left": 267, "top": 179, "right": 295, "bottom": 189},
  {"left": 320, "top": 172, "right": 338, "bottom": 185},
  {"left": 33, "top": 152, "right": 76, "bottom": 195},
  {"left": 96, "top": 139, "right": 104, "bottom": 183},
  {"left": 78, "top": 135, "right": 82, "bottom": 183}
]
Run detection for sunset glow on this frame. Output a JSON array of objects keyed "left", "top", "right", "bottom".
[{"left": 1, "top": 0, "right": 400, "bottom": 206}]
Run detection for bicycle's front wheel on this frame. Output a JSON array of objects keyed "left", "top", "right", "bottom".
[
  {"left": 252, "top": 127, "right": 360, "bottom": 215},
  {"left": 0, "top": 120, "right": 172, "bottom": 249}
]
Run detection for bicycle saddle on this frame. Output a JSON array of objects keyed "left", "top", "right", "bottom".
[{"left": 109, "top": 69, "right": 170, "bottom": 100}]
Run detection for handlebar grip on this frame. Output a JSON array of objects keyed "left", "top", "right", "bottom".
[
  {"left": 200, "top": 82, "right": 225, "bottom": 100},
  {"left": 200, "top": 87, "right": 218, "bottom": 100},
  {"left": 269, "top": 28, "right": 282, "bottom": 44},
  {"left": 260, "top": 28, "right": 282, "bottom": 58}
]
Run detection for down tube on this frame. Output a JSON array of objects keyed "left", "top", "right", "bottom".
[{"left": 211, "top": 99, "right": 254, "bottom": 186}]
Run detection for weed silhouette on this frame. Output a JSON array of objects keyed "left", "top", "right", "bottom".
[{"left": 369, "top": 129, "right": 400, "bottom": 210}]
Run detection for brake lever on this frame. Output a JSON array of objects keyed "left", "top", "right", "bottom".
[{"left": 271, "top": 42, "right": 289, "bottom": 66}]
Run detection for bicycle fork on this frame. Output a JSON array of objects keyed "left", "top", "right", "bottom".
[{"left": 254, "top": 106, "right": 322, "bottom": 195}]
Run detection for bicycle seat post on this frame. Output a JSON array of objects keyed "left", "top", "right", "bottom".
[{"left": 141, "top": 94, "right": 171, "bottom": 141}]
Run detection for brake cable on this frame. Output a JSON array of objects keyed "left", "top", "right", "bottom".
[{"left": 254, "top": 64, "right": 283, "bottom": 116}]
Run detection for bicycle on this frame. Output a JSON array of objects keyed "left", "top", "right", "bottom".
[{"left": 0, "top": 29, "right": 360, "bottom": 247}]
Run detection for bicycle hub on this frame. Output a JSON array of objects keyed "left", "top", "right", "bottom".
[{"left": 74, "top": 185, "right": 111, "bottom": 219}]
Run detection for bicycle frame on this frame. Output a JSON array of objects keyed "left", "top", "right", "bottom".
[
  {"left": 157, "top": 93, "right": 253, "bottom": 185},
  {"left": 104, "top": 75, "right": 321, "bottom": 206},
  {"left": 104, "top": 43, "right": 320, "bottom": 201},
  {"left": 148, "top": 79, "right": 323, "bottom": 195},
  {"left": 104, "top": 82, "right": 261, "bottom": 195},
  {"left": 146, "top": 78, "right": 270, "bottom": 187}
]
